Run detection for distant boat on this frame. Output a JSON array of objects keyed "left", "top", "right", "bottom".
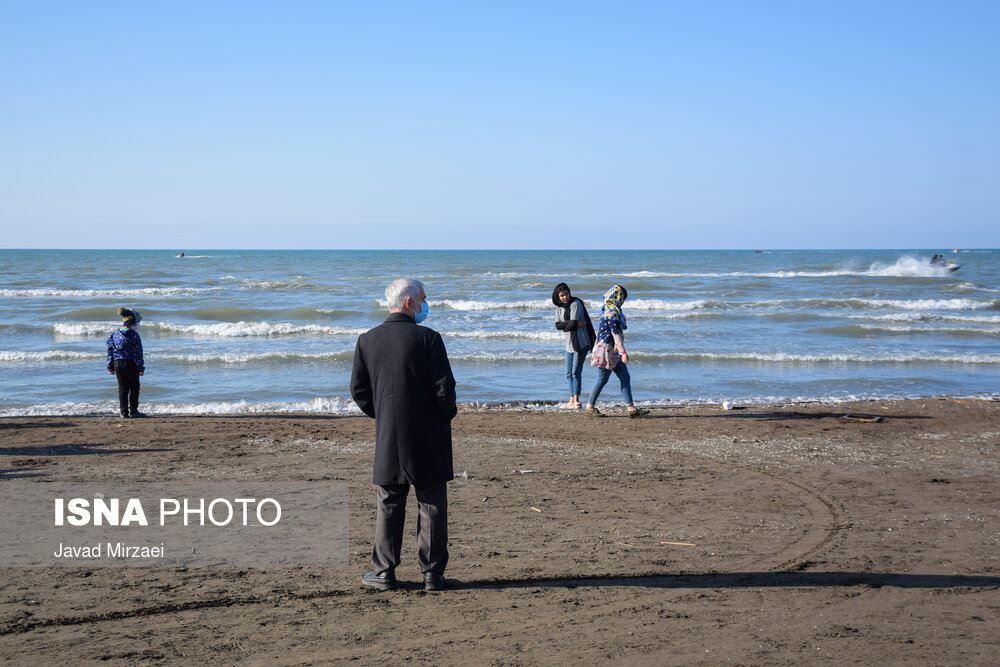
[
  {"left": 953, "top": 249, "right": 961, "bottom": 253},
  {"left": 176, "top": 251, "right": 185, "bottom": 258}
]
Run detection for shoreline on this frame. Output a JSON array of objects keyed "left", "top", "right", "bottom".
[
  {"left": 1, "top": 393, "right": 998, "bottom": 419},
  {"left": 2, "top": 397, "right": 998, "bottom": 662}
]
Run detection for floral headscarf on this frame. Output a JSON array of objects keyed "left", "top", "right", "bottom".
[{"left": 600, "top": 285, "right": 627, "bottom": 330}]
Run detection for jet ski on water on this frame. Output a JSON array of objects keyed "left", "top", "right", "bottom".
[{"left": 929, "top": 254, "right": 960, "bottom": 272}]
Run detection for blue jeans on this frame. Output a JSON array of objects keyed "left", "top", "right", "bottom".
[
  {"left": 587, "top": 362, "right": 633, "bottom": 407},
  {"left": 565, "top": 351, "right": 585, "bottom": 397}
]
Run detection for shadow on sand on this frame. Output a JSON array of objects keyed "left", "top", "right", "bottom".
[
  {"left": 0, "top": 443, "right": 172, "bottom": 457},
  {"left": 429, "top": 571, "right": 1000, "bottom": 592},
  {"left": 646, "top": 410, "right": 929, "bottom": 422}
]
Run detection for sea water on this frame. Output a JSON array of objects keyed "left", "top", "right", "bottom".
[{"left": 0, "top": 249, "right": 997, "bottom": 416}]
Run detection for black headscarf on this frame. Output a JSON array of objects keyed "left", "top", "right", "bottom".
[
  {"left": 552, "top": 282, "right": 572, "bottom": 310},
  {"left": 552, "top": 283, "right": 596, "bottom": 353}
]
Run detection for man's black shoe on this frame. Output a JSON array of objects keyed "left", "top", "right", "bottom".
[
  {"left": 130, "top": 411, "right": 148, "bottom": 418},
  {"left": 362, "top": 571, "right": 397, "bottom": 591},
  {"left": 423, "top": 572, "right": 445, "bottom": 591},
  {"left": 120, "top": 413, "right": 130, "bottom": 419}
]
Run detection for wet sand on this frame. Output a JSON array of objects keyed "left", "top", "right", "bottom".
[{"left": 1, "top": 399, "right": 998, "bottom": 664}]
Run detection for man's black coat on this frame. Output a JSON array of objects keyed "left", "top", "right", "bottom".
[{"left": 350, "top": 312, "right": 457, "bottom": 485}]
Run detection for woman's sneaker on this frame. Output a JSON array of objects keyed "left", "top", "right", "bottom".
[{"left": 628, "top": 407, "right": 650, "bottom": 419}]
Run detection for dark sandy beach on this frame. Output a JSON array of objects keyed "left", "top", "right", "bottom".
[{"left": 1, "top": 398, "right": 998, "bottom": 664}]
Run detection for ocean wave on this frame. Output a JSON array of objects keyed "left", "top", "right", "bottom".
[
  {"left": 4, "top": 349, "right": 355, "bottom": 365},
  {"left": 863, "top": 256, "right": 960, "bottom": 277},
  {"left": 479, "top": 256, "right": 962, "bottom": 280},
  {"left": 445, "top": 330, "right": 563, "bottom": 341},
  {"left": 52, "top": 321, "right": 565, "bottom": 341},
  {"left": 387, "top": 298, "right": 713, "bottom": 312},
  {"left": 855, "top": 298, "right": 993, "bottom": 310},
  {"left": 0, "top": 396, "right": 363, "bottom": 417},
  {"left": 847, "top": 313, "right": 1000, "bottom": 324},
  {"left": 8, "top": 347, "right": 998, "bottom": 367},
  {"left": 52, "top": 321, "right": 365, "bottom": 338},
  {"left": 735, "top": 297, "right": 995, "bottom": 311},
  {"left": 156, "top": 322, "right": 367, "bottom": 337},
  {"left": 661, "top": 351, "right": 1000, "bottom": 364},
  {"left": 4, "top": 393, "right": 998, "bottom": 417},
  {"left": 376, "top": 298, "right": 545, "bottom": 311},
  {"left": 0, "top": 323, "right": 36, "bottom": 334},
  {"left": 53, "top": 322, "right": 123, "bottom": 336},
  {"left": 0, "top": 287, "right": 220, "bottom": 298},
  {"left": 437, "top": 350, "right": 1000, "bottom": 364},
  {"left": 156, "top": 322, "right": 563, "bottom": 343},
  {"left": 161, "top": 351, "right": 355, "bottom": 364},
  {"left": 0, "top": 350, "right": 101, "bottom": 362},
  {"left": 240, "top": 279, "right": 325, "bottom": 291},
  {"left": 620, "top": 298, "right": 710, "bottom": 311},
  {"left": 424, "top": 296, "right": 994, "bottom": 313},
  {"left": 811, "top": 323, "right": 1000, "bottom": 336}
]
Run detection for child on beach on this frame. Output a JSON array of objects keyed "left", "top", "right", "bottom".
[
  {"left": 552, "top": 282, "right": 596, "bottom": 409},
  {"left": 106, "top": 307, "right": 146, "bottom": 418},
  {"left": 585, "top": 285, "right": 649, "bottom": 418}
]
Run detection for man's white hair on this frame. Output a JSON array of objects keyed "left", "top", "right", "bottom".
[{"left": 385, "top": 278, "right": 424, "bottom": 311}]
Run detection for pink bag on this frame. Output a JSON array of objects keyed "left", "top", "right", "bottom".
[{"left": 590, "top": 340, "right": 619, "bottom": 370}]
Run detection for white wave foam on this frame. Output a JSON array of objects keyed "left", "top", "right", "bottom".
[
  {"left": 430, "top": 299, "right": 552, "bottom": 311},
  {"left": 848, "top": 323, "right": 1000, "bottom": 334},
  {"left": 0, "top": 287, "right": 219, "bottom": 298},
  {"left": 52, "top": 320, "right": 564, "bottom": 341},
  {"left": 441, "top": 350, "right": 999, "bottom": 364},
  {"left": 0, "top": 400, "right": 116, "bottom": 416},
  {"left": 623, "top": 298, "right": 709, "bottom": 311},
  {"left": 856, "top": 298, "right": 991, "bottom": 310},
  {"left": 671, "top": 351, "right": 1000, "bottom": 364},
  {"left": 5, "top": 393, "right": 998, "bottom": 417},
  {"left": 53, "top": 322, "right": 116, "bottom": 336},
  {"left": 155, "top": 322, "right": 367, "bottom": 337},
  {"left": 433, "top": 296, "right": 993, "bottom": 313},
  {"left": 242, "top": 279, "right": 320, "bottom": 290},
  {"left": 0, "top": 350, "right": 100, "bottom": 362},
  {"left": 443, "top": 329, "right": 563, "bottom": 341},
  {"left": 389, "top": 298, "right": 713, "bottom": 312},
  {"left": 0, "top": 396, "right": 363, "bottom": 417},
  {"left": 849, "top": 313, "right": 1000, "bottom": 324},
  {"left": 161, "top": 351, "right": 354, "bottom": 364},
  {"left": 480, "top": 256, "right": 965, "bottom": 280},
  {"left": 865, "top": 256, "right": 959, "bottom": 277},
  {"left": 148, "top": 396, "right": 362, "bottom": 415}
]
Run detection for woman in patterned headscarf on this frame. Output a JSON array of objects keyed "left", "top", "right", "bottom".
[{"left": 585, "top": 285, "right": 649, "bottom": 418}]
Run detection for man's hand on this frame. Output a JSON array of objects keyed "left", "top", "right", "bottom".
[{"left": 108, "top": 370, "right": 114, "bottom": 375}]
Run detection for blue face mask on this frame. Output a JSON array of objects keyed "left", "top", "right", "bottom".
[{"left": 413, "top": 301, "right": 429, "bottom": 324}]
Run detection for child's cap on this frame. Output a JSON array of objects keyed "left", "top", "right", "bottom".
[{"left": 117, "top": 307, "right": 142, "bottom": 325}]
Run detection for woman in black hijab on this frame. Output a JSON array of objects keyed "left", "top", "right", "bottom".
[{"left": 552, "top": 282, "right": 596, "bottom": 409}]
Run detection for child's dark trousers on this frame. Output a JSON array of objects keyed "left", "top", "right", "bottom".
[{"left": 113, "top": 359, "right": 141, "bottom": 416}]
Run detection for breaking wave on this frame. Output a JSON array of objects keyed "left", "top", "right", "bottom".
[
  {"left": 0, "top": 350, "right": 101, "bottom": 362},
  {"left": 0, "top": 396, "right": 363, "bottom": 417},
  {"left": 0, "top": 287, "right": 220, "bottom": 298}
]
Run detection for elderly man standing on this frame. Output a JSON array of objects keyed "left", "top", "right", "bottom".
[{"left": 350, "top": 278, "right": 457, "bottom": 591}]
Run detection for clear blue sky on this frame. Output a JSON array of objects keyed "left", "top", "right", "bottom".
[{"left": 1, "top": 1, "right": 997, "bottom": 249}]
